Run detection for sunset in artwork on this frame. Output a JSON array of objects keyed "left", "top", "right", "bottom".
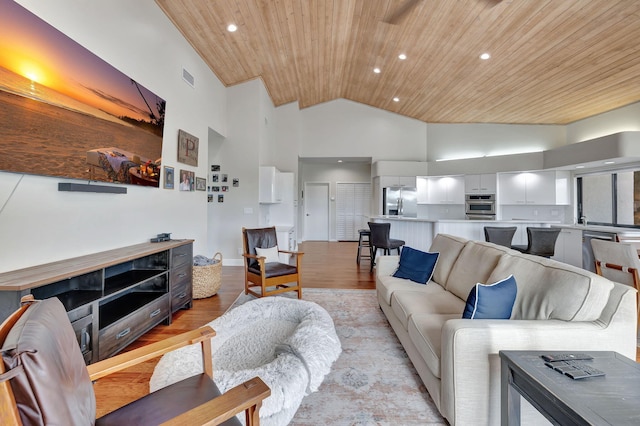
[{"left": 0, "top": 0, "right": 166, "bottom": 187}]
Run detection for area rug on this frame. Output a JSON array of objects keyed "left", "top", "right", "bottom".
[{"left": 232, "top": 289, "right": 446, "bottom": 425}]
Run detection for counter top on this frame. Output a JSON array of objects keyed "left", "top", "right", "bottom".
[
  {"left": 373, "top": 216, "right": 437, "bottom": 222},
  {"left": 371, "top": 216, "right": 560, "bottom": 224},
  {"left": 551, "top": 223, "right": 640, "bottom": 235}
]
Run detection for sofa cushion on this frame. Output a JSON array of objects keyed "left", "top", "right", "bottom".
[
  {"left": 393, "top": 246, "right": 439, "bottom": 284},
  {"left": 429, "top": 234, "right": 467, "bottom": 286},
  {"left": 391, "top": 290, "right": 466, "bottom": 330},
  {"left": 462, "top": 275, "right": 517, "bottom": 319},
  {"left": 408, "top": 313, "right": 460, "bottom": 380},
  {"left": 444, "top": 241, "right": 507, "bottom": 300},
  {"left": 378, "top": 275, "right": 445, "bottom": 306},
  {"left": 488, "top": 253, "right": 614, "bottom": 321}
]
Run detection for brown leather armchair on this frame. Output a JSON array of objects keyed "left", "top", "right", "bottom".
[
  {"left": 242, "top": 227, "right": 303, "bottom": 299},
  {"left": 0, "top": 296, "right": 270, "bottom": 426}
]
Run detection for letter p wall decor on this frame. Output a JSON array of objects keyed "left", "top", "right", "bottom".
[{"left": 177, "top": 129, "right": 199, "bottom": 166}]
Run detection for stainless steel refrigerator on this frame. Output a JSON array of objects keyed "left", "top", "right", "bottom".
[{"left": 383, "top": 187, "right": 417, "bottom": 217}]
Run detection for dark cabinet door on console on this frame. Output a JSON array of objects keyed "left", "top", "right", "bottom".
[{"left": 170, "top": 244, "right": 193, "bottom": 313}]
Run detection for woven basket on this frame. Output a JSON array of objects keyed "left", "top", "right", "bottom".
[{"left": 192, "top": 252, "right": 222, "bottom": 299}]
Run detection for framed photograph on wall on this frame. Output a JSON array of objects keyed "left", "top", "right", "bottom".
[
  {"left": 195, "top": 177, "right": 206, "bottom": 191},
  {"left": 163, "top": 166, "right": 174, "bottom": 189},
  {"left": 179, "top": 169, "right": 194, "bottom": 191},
  {"left": 177, "top": 129, "right": 198, "bottom": 166}
]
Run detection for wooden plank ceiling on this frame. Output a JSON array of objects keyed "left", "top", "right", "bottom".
[{"left": 155, "top": 0, "right": 640, "bottom": 124}]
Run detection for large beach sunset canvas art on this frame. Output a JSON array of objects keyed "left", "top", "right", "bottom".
[{"left": 0, "top": 0, "right": 166, "bottom": 187}]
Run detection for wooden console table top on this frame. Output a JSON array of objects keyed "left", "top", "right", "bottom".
[{"left": 0, "top": 240, "right": 194, "bottom": 291}]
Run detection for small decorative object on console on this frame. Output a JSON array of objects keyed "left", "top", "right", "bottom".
[{"left": 150, "top": 233, "right": 172, "bottom": 243}]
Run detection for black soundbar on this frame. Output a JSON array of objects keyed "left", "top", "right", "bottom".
[{"left": 58, "top": 182, "right": 127, "bottom": 194}]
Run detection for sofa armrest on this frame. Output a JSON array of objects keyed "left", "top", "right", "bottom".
[
  {"left": 375, "top": 255, "right": 399, "bottom": 278},
  {"left": 439, "top": 319, "right": 635, "bottom": 425}
]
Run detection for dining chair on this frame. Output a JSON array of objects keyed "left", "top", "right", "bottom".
[
  {"left": 591, "top": 239, "right": 640, "bottom": 330},
  {"left": 511, "top": 227, "right": 561, "bottom": 258},
  {"left": 368, "top": 222, "right": 405, "bottom": 272},
  {"left": 484, "top": 226, "right": 517, "bottom": 248}
]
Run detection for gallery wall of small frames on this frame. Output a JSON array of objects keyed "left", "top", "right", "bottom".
[
  {"left": 163, "top": 161, "right": 238, "bottom": 204},
  {"left": 207, "top": 164, "right": 239, "bottom": 203}
]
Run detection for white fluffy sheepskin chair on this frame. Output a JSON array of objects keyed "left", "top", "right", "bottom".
[{"left": 150, "top": 297, "right": 342, "bottom": 426}]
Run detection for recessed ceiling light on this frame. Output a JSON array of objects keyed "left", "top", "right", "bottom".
[
  {"left": 393, "top": 97, "right": 400, "bottom": 102},
  {"left": 227, "top": 24, "right": 238, "bottom": 32},
  {"left": 373, "top": 67, "right": 381, "bottom": 74},
  {"left": 604, "top": 161, "right": 616, "bottom": 164},
  {"left": 480, "top": 52, "right": 491, "bottom": 60},
  {"left": 575, "top": 165, "right": 585, "bottom": 169},
  {"left": 398, "top": 53, "right": 407, "bottom": 60},
  {"left": 337, "top": 160, "right": 343, "bottom": 163}
]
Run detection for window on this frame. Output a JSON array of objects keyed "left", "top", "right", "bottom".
[{"left": 577, "top": 169, "right": 640, "bottom": 228}]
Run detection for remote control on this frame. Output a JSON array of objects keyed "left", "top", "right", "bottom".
[
  {"left": 540, "top": 353, "right": 593, "bottom": 362},
  {"left": 544, "top": 361, "right": 605, "bottom": 380}
]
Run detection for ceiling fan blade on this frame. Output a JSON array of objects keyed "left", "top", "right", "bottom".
[{"left": 384, "top": 0, "right": 421, "bottom": 25}]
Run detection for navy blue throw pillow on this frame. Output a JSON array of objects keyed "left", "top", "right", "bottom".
[
  {"left": 462, "top": 275, "right": 517, "bottom": 319},
  {"left": 392, "top": 246, "right": 439, "bottom": 284}
]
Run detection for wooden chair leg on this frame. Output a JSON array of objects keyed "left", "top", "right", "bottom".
[{"left": 245, "top": 401, "right": 262, "bottom": 426}]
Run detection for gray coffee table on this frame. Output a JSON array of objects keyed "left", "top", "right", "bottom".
[{"left": 500, "top": 350, "right": 640, "bottom": 425}]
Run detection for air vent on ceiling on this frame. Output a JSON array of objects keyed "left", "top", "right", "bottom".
[{"left": 182, "top": 67, "right": 195, "bottom": 88}]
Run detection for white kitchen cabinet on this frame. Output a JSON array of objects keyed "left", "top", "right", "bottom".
[
  {"left": 551, "top": 227, "right": 582, "bottom": 267},
  {"left": 379, "top": 176, "right": 417, "bottom": 188},
  {"left": 498, "top": 171, "right": 570, "bottom": 205},
  {"left": 417, "top": 177, "right": 428, "bottom": 203},
  {"left": 464, "top": 174, "right": 497, "bottom": 194},
  {"left": 276, "top": 227, "right": 295, "bottom": 263},
  {"left": 259, "top": 166, "right": 282, "bottom": 203},
  {"left": 427, "top": 176, "right": 465, "bottom": 204}
]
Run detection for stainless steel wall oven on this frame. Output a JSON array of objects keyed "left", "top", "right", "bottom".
[{"left": 465, "top": 194, "right": 496, "bottom": 219}]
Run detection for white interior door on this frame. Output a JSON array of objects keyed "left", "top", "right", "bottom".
[{"left": 304, "top": 182, "right": 329, "bottom": 241}]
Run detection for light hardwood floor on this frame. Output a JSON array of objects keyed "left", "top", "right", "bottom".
[
  {"left": 93, "top": 241, "right": 375, "bottom": 416},
  {"left": 94, "top": 241, "right": 640, "bottom": 416}
]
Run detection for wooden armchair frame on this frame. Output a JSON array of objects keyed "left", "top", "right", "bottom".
[
  {"left": 0, "top": 297, "right": 270, "bottom": 426},
  {"left": 242, "top": 227, "right": 304, "bottom": 299},
  {"left": 595, "top": 259, "right": 640, "bottom": 330}
]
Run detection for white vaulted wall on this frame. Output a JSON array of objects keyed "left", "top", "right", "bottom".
[
  {"left": 3, "top": 0, "right": 640, "bottom": 270},
  {"left": 0, "top": 0, "right": 226, "bottom": 272}
]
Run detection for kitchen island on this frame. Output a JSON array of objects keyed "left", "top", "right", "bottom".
[
  {"left": 370, "top": 216, "right": 559, "bottom": 252},
  {"left": 550, "top": 224, "right": 640, "bottom": 270}
]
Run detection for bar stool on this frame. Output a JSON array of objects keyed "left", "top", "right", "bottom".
[
  {"left": 368, "top": 222, "right": 405, "bottom": 272},
  {"left": 356, "top": 229, "right": 372, "bottom": 265}
]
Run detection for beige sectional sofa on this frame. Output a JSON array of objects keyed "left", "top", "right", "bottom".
[{"left": 376, "top": 233, "right": 637, "bottom": 426}]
